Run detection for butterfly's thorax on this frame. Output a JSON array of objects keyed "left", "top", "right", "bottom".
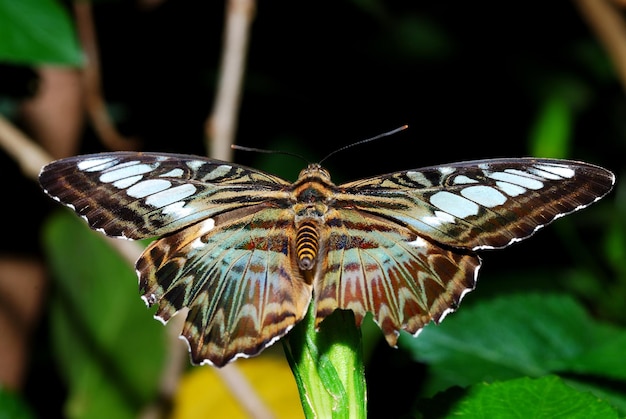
[{"left": 290, "top": 164, "right": 337, "bottom": 272}]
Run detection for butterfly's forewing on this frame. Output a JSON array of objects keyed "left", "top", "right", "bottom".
[
  {"left": 138, "top": 206, "right": 311, "bottom": 367},
  {"left": 39, "top": 152, "right": 291, "bottom": 239},
  {"left": 339, "top": 158, "right": 615, "bottom": 250},
  {"left": 314, "top": 158, "right": 614, "bottom": 342}
]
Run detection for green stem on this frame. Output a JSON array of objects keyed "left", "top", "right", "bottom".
[{"left": 283, "top": 304, "right": 367, "bottom": 418}]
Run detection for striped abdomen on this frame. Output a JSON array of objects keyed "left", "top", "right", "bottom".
[{"left": 296, "top": 222, "right": 319, "bottom": 270}]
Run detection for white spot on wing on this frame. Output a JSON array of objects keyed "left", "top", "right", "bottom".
[
  {"left": 461, "top": 185, "right": 507, "bottom": 207},
  {"left": 430, "top": 191, "right": 479, "bottom": 218},
  {"left": 100, "top": 163, "right": 154, "bottom": 183},
  {"left": 453, "top": 175, "right": 479, "bottom": 185},
  {"left": 160, "top": 168, "right": 185, "bottom": 178},
  {"left": 145, "top": 184, "right": 197, "bottom": 208},
  {"left": 487, "top": 171, "right": 544, "bottom": 190},
  {"left": 127, "top": 179, "right": 172, "bottom": 198},
  {"left": 191, "top": 218, "right": 216, "bottom": 249},
  {"left": 534, "top": 163, "right": 575, "bottom": 179},
  {"left": 78, "top": 157, "right": 118, "bottom": 172},
  {"left": 438, "top": 166, "right": 455, "bottom": 176},
  {"left": 186, "top": 160, "right": 205, "bottom": 171},
  {"left": 406, "top": 171, "right": 432, "bottom": 187},
  {"left": 161, "top": 201, "right": 192, "bottom": 217},
  {"left": 527, "top": 167, "right": 561, "bottom": 180},
  {"left": 496, "top": 181, "right": 526, "bottom": 197},
  {"left": 407, "top": 236, "right": 428, "bottom": 248},
  {"left": 421, "top": 210, "right": 456, "bottom": 227},
  {"left": 203, "top": 164, "right": 233, "bottom": 180},
  {"left": 112, "top": 174, "right": 143, "bottom": 189}
]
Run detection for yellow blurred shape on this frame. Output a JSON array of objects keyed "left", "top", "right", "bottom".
[{"left": 172, "top": 354, "right": 304, "bottom": 419}]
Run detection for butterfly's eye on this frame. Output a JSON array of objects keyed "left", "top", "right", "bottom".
[{"left": 318, "top": 167, "right": 331, "bottom": 180}]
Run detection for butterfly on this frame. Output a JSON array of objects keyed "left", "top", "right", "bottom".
[{"left": 38, "top": 152, "right": 615, "bottom": 367}]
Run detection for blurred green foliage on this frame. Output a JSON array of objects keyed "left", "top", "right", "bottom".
[
  {"left": 0, "top": 0, "right": 82, "bottom": 65},
  {"left": 0, "top": 388, "right": 34, "bottom": 419},
  {"left": 415, "top": 376, "right": 620, "bottom": 418},
  {"left": 43, "top": 212, "right": 166, "bottom": 419}
]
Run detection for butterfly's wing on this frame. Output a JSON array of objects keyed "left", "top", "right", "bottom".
[
  {"left": 39, "top": 152, "right": 292, "bottom": 239},
  {"left": 139, "top": 207, "right": 311, "bottom": 366},
  {"left": 39, "top": 152, "right": 310, "bottom": 366},
  {"left": 338, "top": 158, "right": 615, "bottom": 250},
  {"left": 315, "top": 208, "right": 480, "bottom": 346},
  {"left": 314, "top": 158, "right": 614, "bottom": 345}
]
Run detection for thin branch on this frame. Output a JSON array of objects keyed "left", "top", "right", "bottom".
[
  {"left": 0, "top": 114, "right": 51, "bottom": 179},
  {"left": 574, "top": 0, "right": 626, "bottom": 92},
  {"left": 217, "top": 364, "right": 275, "bottom": 419},
  {"left": 73, "top": 1, "right": 141, "bottom": 151},
  {"left": 205, "top": 0, "right": 256, "bottom": 161}
]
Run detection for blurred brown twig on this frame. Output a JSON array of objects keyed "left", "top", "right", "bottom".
[
  {"left": 575, "top": 0, "right": 626, "bottom": 92},
  {"left": 205, "top": 0, "right": 256, "bottom": 161}
]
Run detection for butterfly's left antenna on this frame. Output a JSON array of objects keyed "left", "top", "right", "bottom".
[
  {"left": 231, "top": 144, "right": 309, "bottom": 164},
  {"left": 319, "top": 125, "right": 408, "bottom": 164}
]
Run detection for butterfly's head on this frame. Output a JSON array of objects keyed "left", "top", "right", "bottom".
[{"left": 298, "top": 163, "right": 332, "bottom": 182}]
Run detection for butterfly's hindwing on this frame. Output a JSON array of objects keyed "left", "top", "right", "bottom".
[
  {"left": 138, "top": 206, "right": 311, "bottom": 367},
  {"left": 314, "top": 208, "right": 480, "bottom": 345}
]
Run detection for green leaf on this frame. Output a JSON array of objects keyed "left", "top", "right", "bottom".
[
  {"left": 415, "top": 376, "right": 619, "bottom": 418},
  {"left": 400, "top": 293, "right": 626, "bottom": 398},
  {"left": 0, "top": 388, "right": 35, "bottom": 419},
  {"left": 0, "top": 0, "right": 83, "bottom": 65},
  {"left": 528, "top": 94, "right": 572, "bottom": 158},
  {"left": 42, "top": 211, "right": 166, "bottom": 419}
]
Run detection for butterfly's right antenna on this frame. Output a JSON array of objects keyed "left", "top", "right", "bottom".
[{"left": 319, "top": 125, "right": 408, "bottom": 164}]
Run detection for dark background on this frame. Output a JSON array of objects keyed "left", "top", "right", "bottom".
[{"left": 90, "top": 1, "right": 624, "bottom": 170}]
